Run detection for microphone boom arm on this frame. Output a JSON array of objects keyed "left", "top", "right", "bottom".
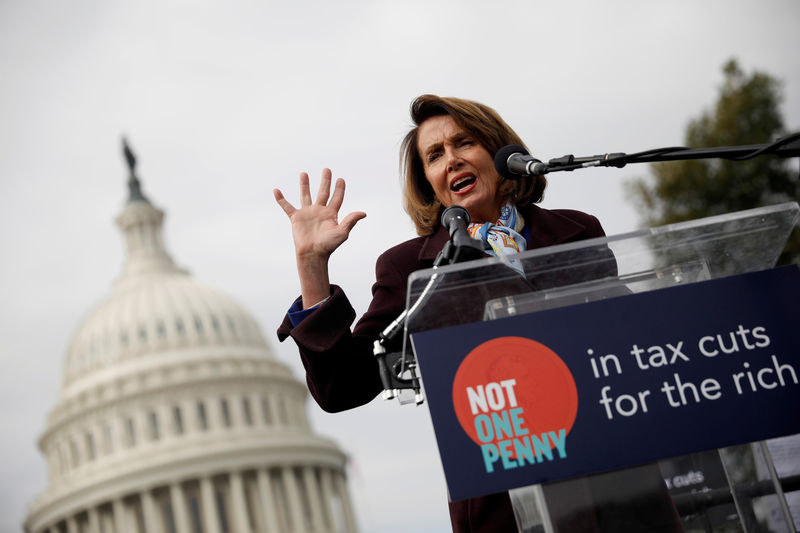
[{"left": 541, "top": 132, "right": 800, "bottom": 174}]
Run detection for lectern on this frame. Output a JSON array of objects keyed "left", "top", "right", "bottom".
[{"left": 399, "top": 202, "right": 800, "bottom": 532}]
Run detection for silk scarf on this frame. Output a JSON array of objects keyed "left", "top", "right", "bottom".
[{"left": 467, "top": 201, "right": 527, "bottom": 258}]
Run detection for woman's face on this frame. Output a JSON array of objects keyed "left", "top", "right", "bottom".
[{"left": 417, "top": 114, "right": 504, "bottom": 224}]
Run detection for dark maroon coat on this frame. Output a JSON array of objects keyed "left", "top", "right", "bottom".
[{"left": 278, "top": 205, "right": 615, "bottom": 532}]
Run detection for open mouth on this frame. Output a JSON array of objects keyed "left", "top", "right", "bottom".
[{"left": 450, "top": 175, "right": 476, "bottom": 192}]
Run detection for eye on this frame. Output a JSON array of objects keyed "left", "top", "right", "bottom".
[
  {"left": 458, "top": 137, "right": 474, "bottom": 147},
  {"left": 427, "top": 151, "right": 441, "bottom": 163}
]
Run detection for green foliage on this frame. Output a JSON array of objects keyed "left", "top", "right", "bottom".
[{"left": 626, "top": 59, "right": 800, "bottom": 264}]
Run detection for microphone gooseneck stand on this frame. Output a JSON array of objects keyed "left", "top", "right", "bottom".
[
  {"left": 373, "top": 206, "right": 484, "bottom": 405},
  {"left": 506, "top": 132, "right": 800, "bottom": 176}
]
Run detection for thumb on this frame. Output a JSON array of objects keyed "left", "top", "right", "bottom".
[{"left": 340, "top": 211, "right": 367, "bottom": 234}]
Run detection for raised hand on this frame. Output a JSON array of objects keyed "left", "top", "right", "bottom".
[{"left": 274, "top": 168, "right": 366, "bottom": 308}]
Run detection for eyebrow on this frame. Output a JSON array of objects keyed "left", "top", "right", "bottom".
[
  {"left": 421, "top": 132, "right": 471, "bottom": 157},
  {"left": 421, "top": 139, "right": 443, "bottom": 158}
]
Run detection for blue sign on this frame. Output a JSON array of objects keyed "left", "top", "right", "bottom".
[{"left": 411, "top": 266, "right": 800, "bottom": 501}]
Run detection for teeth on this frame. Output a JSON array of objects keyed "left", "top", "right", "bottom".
[{"left": 451, "top": 176, "right": 476, "bottom": 191}]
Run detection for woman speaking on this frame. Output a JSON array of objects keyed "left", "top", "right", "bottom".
[{"left": 274, "top": 95, "right": 682, "bottom": 532}]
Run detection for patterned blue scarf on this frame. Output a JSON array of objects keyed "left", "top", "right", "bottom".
[{"left": 467, "top": 201, "right": 527, "bottom": 258}]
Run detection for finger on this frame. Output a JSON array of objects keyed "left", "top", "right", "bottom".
[
  {"left": 273, "top": 188, "right": 297, "bottom": 216},
  {"left": 299, "top": 172, "right": 312, "bottom": 207},
  {"left": 340, "top": 211, "right": 367, "bottom": 235},
  {"left": 315, "top": 168, "right": 333, "bottom": 205},
  {"left": 329, "top": 177, "right": 346, "bottom": 212}
]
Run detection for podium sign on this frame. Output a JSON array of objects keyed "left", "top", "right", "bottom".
[
  {"left": 401, "top": 202, "right": 800, "bottom": 524},
  {"left": 411, "top": 266, "right": 800, "bottom": 501}
]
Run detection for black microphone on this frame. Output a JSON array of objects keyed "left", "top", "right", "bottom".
[
  {"left": 441, "top": 205, "right": 470, "bottom": 237},
  {"left": 494, "top": 144, "right": 548, "bottom": 178},
  {"left": 436, "top": 206, "right": 485, "bottom": 265}
]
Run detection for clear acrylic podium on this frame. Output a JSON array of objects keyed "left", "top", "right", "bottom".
[{"left": 402, "top": 202, "right": 800, "bottom": 533}]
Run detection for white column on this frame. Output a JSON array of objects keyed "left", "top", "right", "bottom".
[
  {"left": 207, "top": 396, "right": 223, "bottom": 433},
  {"left": 318, "top": 469, "right": 337, "bottom": 533},
  {"left": 158, "top": 403, "right": 172, "bottom": 441},
  {"left": 230, "top": 395, "right": 244, "bottom": 429},
  {"left": 53, "top": 441, "right": 65, "bottom": 479},
  {"left": 281, "top": 397, "right": 294, "bottom": 428},
  {"left": 297, "top": 402, "right": 311, "bottom": 432},
  {"left": 67, "top": 516, "right": 79, "bottom": 533},
  {"left": 67, "top": 437, "right": 81, "bottom": 471},
  {"left": 183, "top": 399, "right": 197, "bottom": 434},
  {"left": 169, "top": 483, "right": 191, "bottom": 533},
  {"left": 200, "top": 476, "right": 222, "bottom": 533},
  {"left": 229, "top": 472, "right": 253, "bottom": 533},
  {"left": 265, "top": 395, "right": 276, "bottom": 427},
  {"left": 276, "top": 397, "right": 289, "bottom": 427},
  {"left": 112, "top": 416, "right": 126, "bottom": 453},
  {"left": 137, "top": 410, "right": 150, "bottom": 447},
  {"left": 283, "top": 466, "right": 307, "bottom": 533},
  {"left": 113, "top": 499, "right": 128, "bottom": 533},
  {"left": 45, "top": 443, "right": 56, "bottom": 482},
  {"left": 98, "top": 511, "right": 111, "bottom": 533},
  {"left": 302, "top": 467, "right": 326, "bottom": 532},
  {"left": 249, "top": 393, "right": 263, "bottom": 428},
  {"left": 256, "top": 469, "right": 282, "bottom": 533},
  {"left": 75, "top": 432, "right": 87, "bottom": 467},
  {"left": 333, "top": 470, "right": 357, "bottom": 533},
  {"left": 141, "top": 488, "right": 163, "bottom": 533},
  {"left": 87, "top": 507, "right": 101, "bottom": 533}
]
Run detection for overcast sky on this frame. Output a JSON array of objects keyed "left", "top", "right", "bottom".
[{"left": 1, "top": 1, "right": 798, "bottom": 532}]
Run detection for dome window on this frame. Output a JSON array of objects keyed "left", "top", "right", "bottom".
[
  {"left": 172, "top": 405, "right": 184, "bottom": 435},
  {"left": 196, "top": 402, "right": 208, "bottom": 431},
  {"left": 126, "top": 417, "right": 137, "bottom": 447},
  {"left": 220, "top": 398, "right": 232, "bottom": 428},
  {"left": 85, "top": 432, "right": 96, "bottom": 461},
  {"left": 120, "top": 331, "right": 129, "bottom": 348},
  {"left": 211, "top": 315, "right": 221, "bottom": 334},
  {"left": 176, "top": 319, "right": 186, "bottom": 337},
  {"left": 194, "top": 316, "right": 204, "bottom": 335},
  {"left": 149, "top": 411, "right": 160, "bottom": 441},
  {"left": 157, "top": 321, "right": 167, "bottom": 339},
  {"left": 138, "top": 326, "right": 148, "bottom": 343},
  {"left": 241, "top": 397, "right": 253, "bottom": 426}
]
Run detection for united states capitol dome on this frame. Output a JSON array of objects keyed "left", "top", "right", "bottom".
[
  {"left": 62, "top": 191, "right": 273, "bottom": 399},
  {"left": 24, "top": 143, "right": 358, "bottom": 533}
]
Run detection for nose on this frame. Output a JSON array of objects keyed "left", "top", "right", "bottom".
[{"left": 445, "top": 147, "right": 462, "bottom": 172}]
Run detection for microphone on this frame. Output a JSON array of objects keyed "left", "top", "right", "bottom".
[
  {"left": 441, "top": 205, "right": 470, "bottom": 237},
  {"left": 436, "top": 206, "right": 485, "bottom": 265},
  {"left": 494, "top": 144, "right": 548, "bottom": 178}
]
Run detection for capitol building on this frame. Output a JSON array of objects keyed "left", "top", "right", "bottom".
[{"left": 23, "top": 146, "right": 358, "bottom": 533}]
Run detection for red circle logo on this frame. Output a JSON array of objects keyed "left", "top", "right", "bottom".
[{"left": 452, "top": 336, "right": 578, "bottom": 452}]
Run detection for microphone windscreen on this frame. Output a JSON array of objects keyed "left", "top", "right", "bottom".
[
  {"left": 494, "top": 144, "right": 529, "bottom": 179},
  {"left": 440, "top": 205, "right": 470, "bottom": 231}
]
